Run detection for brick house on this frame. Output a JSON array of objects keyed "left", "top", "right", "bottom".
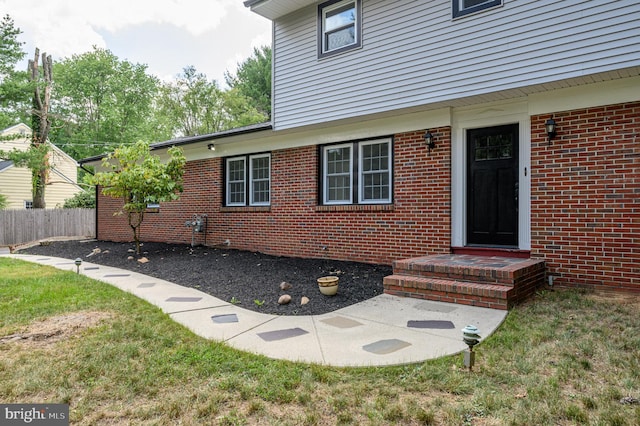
[{"left": 82, "top": 0, "right": 640, "bottom": 308}]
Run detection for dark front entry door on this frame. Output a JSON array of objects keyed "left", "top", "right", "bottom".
[{"left": 466, "top": 124, "right": 519, "bottom": 246}]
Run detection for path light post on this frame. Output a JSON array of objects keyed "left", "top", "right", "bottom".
[
  {"left": 74, "top": 258, "right": 82, "bottom": 274},
  {"left": 462, "top": 325, "right": 481, "bottom": 371}
]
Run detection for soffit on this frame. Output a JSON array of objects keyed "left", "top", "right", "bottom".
[{"left": 245, "top": 0, "right": 317, "bottom": 20}]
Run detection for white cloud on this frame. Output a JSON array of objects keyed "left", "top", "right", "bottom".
[{"left": 2, "top": 0, "right": 271, "bottom": 82}]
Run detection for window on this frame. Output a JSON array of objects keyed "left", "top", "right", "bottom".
[
  {"left": 318, "top": 0, "right": 361, "bottom": 58},
  {"left": 321, "top": 139, "right": 392, "bottom": 205},
  {"left": 225, "top": 154, "right": 270, "bottom": 207},
  {"left": 452, "top": 0, "right": 502, "bottom": 18},
  {"left": 24, "top": 200, "right": 33, "bottom": 209}
]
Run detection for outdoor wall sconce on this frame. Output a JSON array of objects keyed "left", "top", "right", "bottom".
[
  {"left": 424, "top": 130, "right": 435, "bottom": 153},
  {"left": 545, "top": 117, "right": 557, "bottom": 145},
  {"left": 462, "top": 325, "right": 481, "bottom": 371},
  {"left": 207, "top": 143, "right": 216, "bottom": 151},
  {"left": 74, "top": 258, "right": 82, "bottom": 274}
]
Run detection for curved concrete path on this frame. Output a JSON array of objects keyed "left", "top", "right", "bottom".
[{"left": 3, "top": 253, "right": 507, "bottom": 367}]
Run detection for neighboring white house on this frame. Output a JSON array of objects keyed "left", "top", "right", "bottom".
[{"left": 0, "top": 123, "right": 83, "bottom": 209}]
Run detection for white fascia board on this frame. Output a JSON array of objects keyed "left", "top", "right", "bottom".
[
  {"left": 198, "top": 107, "right": 452, "bottom": 160},
  {"left": 529, "top": 75, "right": 640, "bottom": 115}
]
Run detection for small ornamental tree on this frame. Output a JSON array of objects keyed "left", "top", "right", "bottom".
[{"left": 89, "top": 140, "right": 186, "bottom": 254}]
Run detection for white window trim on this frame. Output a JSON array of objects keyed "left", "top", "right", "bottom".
[
  {"left": 323, "top": 143, "right": 353, "bottom": 205},
  {"left": 249, "top": 153, "right": 271, "bottom": 206},
  {"left": 318, "top": 0, "right": 361, "bottom": 58},
  {"left": 358, "top": 139, "right": 392, "bottom": 204},
  {"left": 226, "top": 156, "right": 246, "bottom": 207}
]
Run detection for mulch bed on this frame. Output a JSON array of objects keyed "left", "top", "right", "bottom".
[{"left": 19, "top": 240, "right": 392, "bottom": 316}]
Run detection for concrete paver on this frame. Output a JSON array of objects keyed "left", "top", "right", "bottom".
[{"left": 2, "top": 253, "right": 508, "bottom": 367}]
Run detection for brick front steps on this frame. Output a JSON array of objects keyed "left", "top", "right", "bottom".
[{"left": 383, "top": 254, "right": 546, "bottom": 310}]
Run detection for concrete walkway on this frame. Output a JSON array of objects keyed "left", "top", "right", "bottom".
[{"left": 2, "top": 253, "right": 508, "bottom": 367}]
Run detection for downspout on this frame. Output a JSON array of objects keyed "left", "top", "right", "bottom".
[{"left": 79, "top": 164, "right": 98, "bottom": 240}]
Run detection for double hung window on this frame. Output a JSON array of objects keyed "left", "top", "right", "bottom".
[
  {"left": 225, "top": 153, "right": 271, "bottom": 206},
  {"left": 318, "top": 0, "right": 361, "bottom": 57},
  {"left": 452, "top": 0, "right": 502, "bottom": 18},
  {"left": 322, "top": 139, "right": 392, "bottom": 205}
]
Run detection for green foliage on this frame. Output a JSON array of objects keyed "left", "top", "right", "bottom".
[
  {"left": 62, "top": 190, "right": 95, "bottom": 208},
  {"left": 0, "top": 192, "right": 7, "bottom": 209},
  {"left": 156, "top": 65, "right": 266, "bottom": 137},
  {"left": 0, "top": 14, "right": 29, "bottom": 128},
  {"left": 225, "top": 45, "right": 272, "bottom": 119},
  {"left": 0, "top": 14, "right": 25, "bottom": 79},
  {"left": 51, "top": 47, "right": 169, "bottom": 159},
  {"left": 0, "top": 140, "right": 49, "bottom": 170},
  {"left": 88, "top": 140, "right": 185, "bottom": 253}
]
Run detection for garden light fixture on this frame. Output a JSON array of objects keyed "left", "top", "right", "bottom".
[
  {"left": 462, "top": 325, "right": 481, "bottom": 370},
  {"left": 74, "top": 258, "right": 82, "bottom": 274}
]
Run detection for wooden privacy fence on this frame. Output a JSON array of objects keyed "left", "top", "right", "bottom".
[{"left": 0, "top": 208, "right": 95, "bottom": 246}]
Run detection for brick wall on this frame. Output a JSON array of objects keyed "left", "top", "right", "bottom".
[
  {"left": 531, "top": 102, "right": 640, "bottom": 293},
  {"left": 97, "top": 128, "right": 452, "bottom": 265}
]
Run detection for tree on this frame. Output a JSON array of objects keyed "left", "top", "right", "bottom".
[
  {"left": 52, "top": 47, "right": 168, "bottom": 160},
  {"left": 62, "top": 190, "right": 95, "bottom": 208},
  {"left": 225, "top": 45, "right": 272, "bottom": 119},
  {"left": 0, "top": 48, "right": 53, "bottom": 209},
  {"left": 156, "top": 66, "right": 265, "bottom": 138},
  {"left": 0, "top": 14, "right": 29, "bottom": 129},
  {"left": 28, "top": 48, "right": 53, "bottom": 208},
  {"left": 89, "top": 140, "right": 186, "bottom": 254}
]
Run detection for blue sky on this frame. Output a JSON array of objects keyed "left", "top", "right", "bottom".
[{"left": 2, "top": 0, "right": 272, "bottom": 85}]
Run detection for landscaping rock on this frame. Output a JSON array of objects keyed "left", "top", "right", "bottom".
[
  {"left": 301, "top": 296, "right": 309, "bottom": 305},
  {"left": 278, "top": 294, "right": 291, "bottom": 305},
  {"left": 279, "top": 281, "right": 291, "bottom": 290}
]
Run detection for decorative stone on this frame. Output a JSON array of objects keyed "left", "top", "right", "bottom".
[
  {"left": 127, "top": 256, "right": 134, "bottom": 260},
  {"left": 137, "top": 257, "right": 149, "bottom": 263},
  {"left": 127, "top": 249, "right": 135, "bottom": 253},
  {"left": 278, "top": 294, "right": 291, "bottom": 305},
  {"left": 279, "top": 281, "right": 291, "bottom": 290},
  {"left": 301, "top": 296, "right": 309, "bottom": 305}
]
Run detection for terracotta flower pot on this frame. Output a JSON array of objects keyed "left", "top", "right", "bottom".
[{"left": 317, "top": 276, "right": 339, "bottom": 296}]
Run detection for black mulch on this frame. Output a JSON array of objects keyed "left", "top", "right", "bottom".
[{"left": 18, "top": 240, "right": 392, "bottom": 316}]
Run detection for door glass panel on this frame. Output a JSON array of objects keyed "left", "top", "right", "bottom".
[{"left": 474, "top": 133, "right": 513, "bottom": 161}]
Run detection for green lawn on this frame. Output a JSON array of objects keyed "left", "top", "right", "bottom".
[{"left": 1, "top": 257, "right": 638, "bottom": 425}]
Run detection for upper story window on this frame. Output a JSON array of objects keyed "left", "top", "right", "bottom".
[
  {"left": 321, "top": 138, "right": 392, "bottom": 205},
  {"left": 452, "top": 0, "right": 502, "bottom": 19},
  {"left": 24, "top": 200, "right": 33, "bottom": 209},
  {"left": 318, "top": 0, "right": 362, "bottom": 58},
  {"left": 225, "top": 153, "right": 271, "bottom": 207}
]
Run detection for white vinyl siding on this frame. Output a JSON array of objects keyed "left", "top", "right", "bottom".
[
  {"left": 226, "top": 157, "right": 246, "bottom": 206},
  {"left": 250, "top": 154, "right": 271, "bottom": 206},
  {"left": 272, "top": 0, "right": 640, "bottom": 130}
]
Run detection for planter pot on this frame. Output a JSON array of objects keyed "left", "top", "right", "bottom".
[{"left": 317, "top": 276, "right": 339, "bottom": 296}]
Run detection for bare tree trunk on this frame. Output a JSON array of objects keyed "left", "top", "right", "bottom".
[{"left": 28, "top": 48, "right": 53, "bottom": 209}]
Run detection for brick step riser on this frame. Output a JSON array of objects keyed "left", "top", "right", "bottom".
[{"left": 383, "top": 276, "right": 510, "bottom": 310}]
